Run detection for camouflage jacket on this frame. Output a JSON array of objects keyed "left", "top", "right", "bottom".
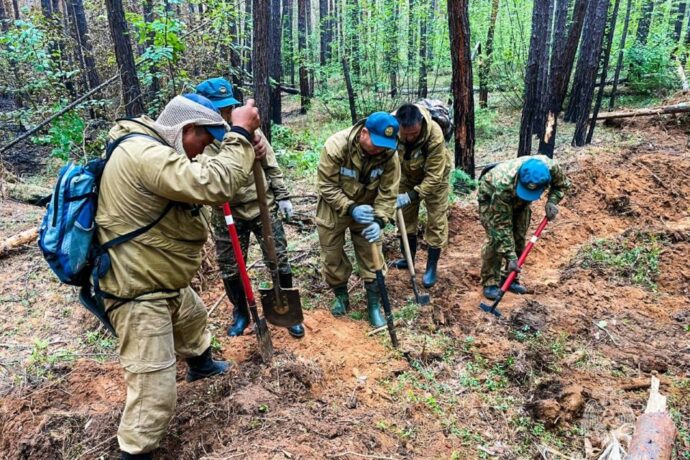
[{"left": 477, "top": 155, "right": 570, "bottom": 259}]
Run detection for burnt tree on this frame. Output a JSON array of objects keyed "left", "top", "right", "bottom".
[
  {"left": 534, "top": 0, "right": 555, "bottom": 138},
  {"left": 634, "top": 0, "right": 654, "bottom": 45},
  {"left": 283, "top": 0, "right": 295, "bottom": 85},
  {"left": 608, "top": 0, "right": 631, "bottom": 110},
  {"left": 12, "top": 0, "right": 18, "bottom": 19},
  {"left": 418, "top": 0, "right": 431, "bottom": 97},
  {"left": 342, "top": 57, "right": 357, "bottom": 123},
  {"left": 298, "top": 0, "right": 310, "bottom": 113},
  {"left": 518, "top": 0, "right": 552, "bottom": 156},
  {"left": 319, "top": 0, "right": 330, "bottom": 65},
  {"left": 448, "top": 0, "right": 475, "bottom": 176},
  {"left": 672, "top": 1, "right": 686, "bottom": 42},
  {"left": 254, "top": 0, "right": 272, "bottom": 138},
  {"left": 270, "top": 0, "right": 282, "bottom": 124},
  {"left": 565, "top": 0, "right": 600, "bottom": 122},
  {"left": 105, "top": 0, "right": 144, "bottom": 116},
  {"left": 0, "top": 0, "right": 8, "bottom": 32},
  {"left": 571, "top": 0, "right": 610, "bottom": 146},
  {"left": 479, "top": 0, "right": 499, "bottom": 107},
  {"left": 67, "top": 0, "right": 100, "bottom": 92}
]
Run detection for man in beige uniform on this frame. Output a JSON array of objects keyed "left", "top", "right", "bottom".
[
  {"left": 393, "top": 103, "right": 452, "bottom": 288},
  {"left": 96, "top": 94, "right": 260, "bottom": 459},
  {"left": 317, "top": 112, "right": 400, "bottom": 328}
]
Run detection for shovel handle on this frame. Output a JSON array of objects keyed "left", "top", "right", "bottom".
[
  {"left": 223, "top": 203, "right": 256, "bottom": 306},
  {"left": 396, "top": 209, "right": 416, "bottom": 277},
  {"left": 500, "top": 216, "right": 549, "bottom": 293}
]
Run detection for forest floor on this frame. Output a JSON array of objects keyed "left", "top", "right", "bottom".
[{"left": 0, "top": 95, "right": 689, "bottom": 459}]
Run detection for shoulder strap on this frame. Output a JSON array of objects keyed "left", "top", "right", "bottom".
[
  {"left": 106, "top": 132, "right": 161, "bottom": 161},
  {"left": 100, "top": 201, "right": 175, "bottom": 251}
]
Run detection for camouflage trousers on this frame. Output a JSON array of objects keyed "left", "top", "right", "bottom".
[
  {"left": 210, "top": 205, "right": 291, "bottom": 280},
  {"left": 399, "top": 182, "right": 449, "bottom": 248},
  {"left": 478, "top": 202, "right": 532, "bottom": 287}
]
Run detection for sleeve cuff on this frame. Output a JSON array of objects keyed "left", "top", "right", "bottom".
[
  {"left": 408, "top": 189, "right": 420, "bottom": 201},
  {"left": 230, "top": 126, "right": 253, "bottom": 142},
  {"left": 347, "top": 202, "right": 358, "bottom": 216},
  {"left": 374, "top": 217, "right": 386, "bottom": 229}
]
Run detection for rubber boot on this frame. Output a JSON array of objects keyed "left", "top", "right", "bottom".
[
  {"left": 422, "top": 247, "right": 441, "bottom": 288},
  {"left": 500, "top": 276, "right": 528, "bottom": 295},
  {"left": 225, "top": 278, "right": 249, "bottom": 337},
  {"left": 330, "top": 285, "right": 350, "bottom": 317},
  {"left": 121, "top": 452, "right": 152, "bottom": 460},
  {"left": 483, "top": 285, "right": 500, "bottom": 300},
  {"left": 394, "top": 235, "right": 417, "bottom": 270},
  {"left": 364, "top": 282, "right": 386, "bottom": 328},
  {"left": 279, "top": 272, "right": 305, "bottom": 339},
  {"left": 185, "top": 347, "right": 230, "bottom": 382}
]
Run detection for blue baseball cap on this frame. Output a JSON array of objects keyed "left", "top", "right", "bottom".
[
  {"left": 365, "top": 112, "right": 399, "bottom": 150},
  {"left": 195, "top": 77, "right": 241, "bottom": 109},
  {"left": 181, "top": 93, "right": 227, "bottom": 142},
  {"left": 516, "top": 158, "right": 551, "bottom": 202}
]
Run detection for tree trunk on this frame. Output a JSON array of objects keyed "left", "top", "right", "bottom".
[
  {"left": 533, "top": 0, "right": 555, "bottom": 138},
  {"left": 298, "top": 0, "right": 310, "bottom": 113},
  {"left": 342, "top": 57, "right": 357, "bottom": 123},
  {"left": 68, "top": 0, "right": 100, "bottom": 92},
  {"left": 518, "top": 0, "right": 552, "bottom": 156},
  {"left": 319, "top": 0, "right": 329, "bottom": 65},
  {"left": 305, "top": 0, "right": 314, "bottom": 96},
  {"left": 447, "top": 0, "right": 475, "bottom": 177},
  {"left": 105, "top": 0, "right": 145, "bottom": 116},
  {"left": 12, "top": 0, "right": 19, "bottom": 19},
  {"left": 594, "top": 102, "right": 690, "bottom": 120},
  {"left": 565, "top": 0, "right": 599, "bottom": 122},
  {"left": 270, "top": 0, "right": 282, "bottom": 125},
  {"left": 672, "top": 1, "right": 686, "bottom": 43},
  {"left": 417, "top": 0, "right": 430, "bottom": 98},
  {"left": 571, "top": 0, "right": 610, "bottom": 146},
  {"left": 244, "top": 0, "right": 253, "bottom": 77},
  {"left": 142, "top": 0, "right": 162, "bottom": 100},
  {"left": 634, "top": 0, "right": 654, "bottom": 45},
  {"left": 407, "top": 0, "right": 416, "bottom": 78},
  {"left": 586, "top": 0, "right": 620, "bottom": 143},
  {"left": 254, "top": 0, "right": 272, "bottom": 139},
  {"left": 479, "top": 0, "right": 499, "bottom": 108},
  {"left": 282, "top": 0, "right": 295, "bottom": 86},
  {"left": 0, "top": 0, "right": 8, "bottom": 32},
  {"left": 608, "top": 0, "right": 631, "bottom": 110},
  {"left": 348, "top": 0, "right": 360, "bottom": 78},
  {"left": 385, "top": 0, "right": 399, "bottom": 97}
]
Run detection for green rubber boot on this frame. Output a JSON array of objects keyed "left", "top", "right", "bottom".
[
  {"left": 330, "top": 285, "right": 350, "bottom": 317},
  {"left": 364, "top": 282, "right": 386, "bottom": 328}
]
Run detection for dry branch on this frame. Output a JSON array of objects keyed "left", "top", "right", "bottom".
[
  {"left": 0, "top": 227, "right": 39, "bottom": 257},
  {"left": 625, "top": 376, "right": 677, "bottom": 460},
  {"left": 594, "top": 103, "right": 690, "bottom": 120}
]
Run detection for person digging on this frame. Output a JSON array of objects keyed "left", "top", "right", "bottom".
[
  {"left": 316, "top": 112, "right": 401, "bottom": 328},
  {"left": 477, "top": 155, "right": 570, "bottom": 300},
  {"left": 392, "top": 103, "right": 453, "bottom": 288},
  {"left": 196, "top": 77, "right": 305, "bottom": 339}
]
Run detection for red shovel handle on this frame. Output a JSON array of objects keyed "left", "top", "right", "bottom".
[
  {"left": 223, "top": 203, "right": 256, "bottom": 305},
  {"left": 500, "top": 216, "right": 549, "bottom": 292}
]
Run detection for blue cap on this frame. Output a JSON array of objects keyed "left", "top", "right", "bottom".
[
  {"left": 516, "top": 158, "right": 551, "bottom": 202},
  {"left": 195, "top": 77, "right": 241, "bottom": 109},
  {"left": 365, "top": 112, "right": 399, "bottom": 150},
  {"left": 181, "top": 93, "right": 227, "bottom": 142}
]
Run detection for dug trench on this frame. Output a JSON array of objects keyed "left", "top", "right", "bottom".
[{"left": 0, "top": 121, "right": 689, "bottom": 458}]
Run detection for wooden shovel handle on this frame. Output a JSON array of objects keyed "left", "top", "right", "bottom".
[{"left": 396, "top": 208, "right": 416, "bottom": 277}]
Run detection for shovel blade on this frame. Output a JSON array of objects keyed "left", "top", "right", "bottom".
[
  {"left": 259, "top": 287, "right": 304, "bottom": 328},
  {"left": 479, "top": 302, "right": 502, "bottom": 317},
  {"left": 254, "top": 317, "right": 274, "bottom": 363},
  {"left": 411, "top": 279, "right": 431, "bottom": 305}
]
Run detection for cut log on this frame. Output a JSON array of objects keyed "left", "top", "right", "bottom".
[
  {"left": 594, "top": 103, "right": 690, "bottom": 120},
  {"left": 625, "top": 376, "right": 677, "bottom": 460},
  {"left": 0, "top": 227, "right": 39, "bottom": 258},
  {"left": 5, "top": 183, "right": 52, "bottom": 205}
]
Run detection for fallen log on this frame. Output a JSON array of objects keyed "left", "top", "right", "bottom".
[
  {"left": 625, "top": 376, "right": 677, "bottom": 460},
  {"left": 594, "top": 102, "right": 690, "bottom": 120},
  {"left": 5, "top": 183, "right": 52, "bottom": 205},
  {"left": 0, "top": 227, "right": 39, "bottom": 258}
]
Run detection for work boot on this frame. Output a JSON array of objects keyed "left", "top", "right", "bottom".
[
  {"left": 394, "top": 234, "right": 417, "bottom": 270},
  {"left": 186, "top": 347, "right": 230, "bottom": 382},
  {"left": 364, "top": 282, "right": 386, "bottom": 328},
  {"left": 330, "top": 285, "right": 350, "bottom": 317},
  {"left": 422, "top": 247, "right": 441, "bottom": 288},
  {"left": 279, "top": 272, "right": 306, "bottom": 339},
  {"left": 225, "top": 278, "right": 249, "bottom": 337},
  {"left": 121, "top": 452, "right": 152, "bottom": 460},
  {"left": 501, "top": 277, "right": 528, "bottom": 295},
  {"left": 483, "top": 285, "right": 500, "bottom": 300}
]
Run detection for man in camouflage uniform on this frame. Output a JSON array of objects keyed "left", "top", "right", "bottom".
[
  {"left": 197, "top": 77, "right": 304, "bottom": 338},
  {"left": 393, "top": 103, "right": 453, "bottom": 288},
  {"left": 317, "top": 112, "right": 400, "bottom": 327},
  {"left": 478, "top": 155, "right": 570, "bottom": 300}
]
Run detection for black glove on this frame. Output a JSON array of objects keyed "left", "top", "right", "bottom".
[
  {"left": 545, "top": 202, "right": 559, "bottom": 221},
  {"left": 507, "top": 258, "right": 521, "bottom": 274}
]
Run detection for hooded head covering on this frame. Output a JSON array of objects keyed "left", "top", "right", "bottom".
[{"left": 153, "top": 94, "right": 229, "bottom": 155}]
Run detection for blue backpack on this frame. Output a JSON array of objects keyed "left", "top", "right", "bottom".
[{"left": 38, "top": 132, "right": 172, "bottom": 336}]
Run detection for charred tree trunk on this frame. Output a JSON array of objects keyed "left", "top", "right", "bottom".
[
  {"left": 319, "top": 0, "right": 329, "bottom": 65},
  {"left": 283, "top": 0, "right": 295, "bottom": 86},
  {"left": 105, "top": 0, "right": 145, "bottom": 116},
  {"left": 342, "top": 57, "right": 357, "bottom": 123},
  {"left": 533, "top": 0, "right": 555, "bottom": 138},
  {"left": 571, "top": 0, "right": 610, "bottom": 146},
  {"left": 608, "top": 0, "right": 631, "bottom": 110},
  {"left": 518, "top": 0, "right": 552, "bottom": 156},
  {"left": 12, "top": 0, "right": 19, "bottom": 20},
  {"left": 586, "top": 0, "right": 620, "bottom": 143},
  {"left": 479, "top": 0, "right": 499, "bottom": 108},
  {"left": 634, "top": 0, "right": 654, "bottom": 45},
  {"left": 254, "top": 0, "right": 272, "bottom": 139},
  {"left": 305, "top": 0, "right": 314, "bottom": 96},
  {"left": 0, "top": 0, "right": 8, "bottom": 32},
  {"left": 269, "top": 0, "right": 282, "bottom": 125},
  {"left": 68, "top": 0, "right": 100, "bottom": 92},
  {"left": 672, "top": 1, "right": 686, "bottom": 43},
  {"left": 298, "top": 0, "right": 310, "bottom": 113},
  {"left": 565, "top": 0, "right": 599, "bottom": 122},
  {"left": 448, "top": 0, "right": 475, "bottom": 176},
  {"left": 417, "top": 0, "right": 430, "bottom": 98}
]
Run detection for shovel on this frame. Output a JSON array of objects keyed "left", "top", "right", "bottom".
[
  {"left": 223, "top": 203, "right": 273, "bottom": 363},
  {"left": 396, "top": 209, "right": 430, "bottom": 305},
  {"left": 480, "top": 216, "right": 549, "bottom": 317},
  {"left": 252, "top": 162, "right": 304, "bottom": 328},
  {"left": 371, "top": 244, "right": 399, "bottom": 348}
]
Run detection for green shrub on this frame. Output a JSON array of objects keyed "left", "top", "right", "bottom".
[{"left": 626, "top": 40, "right": 678, "bottom": 96}]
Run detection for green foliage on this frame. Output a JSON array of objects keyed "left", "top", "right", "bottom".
[
  {"left": 33, "top": 109, "right": 85, "bottom": 160},
  {"left": 450, "top": 168, "right": 477, "bottom": 196},
  {"left": 626, "top": 40, "right": 678, "bottom": 96}
]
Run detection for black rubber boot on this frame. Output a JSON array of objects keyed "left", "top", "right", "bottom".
[
  {"left": 121, "top": 452, "right": 152, "bottom": 460},
  {"left": 330, "top": 285, "right": 350, "bottom": 317},
  {"left": 364, "top": 282, "right": 386, "bottom": 328},
  {"left": 185, "top": 347, "right": 230, "bottom": 382},
  {"left": 394, "top": 235, "right": 417, "bottom": 270},
  {"left": 278, "top": 272, "right": 305, "bottom": 338},
  {"left": 225, "top": 278, "right": 249, "bottom": 337},
  {"left": 422, "top": 247, "right": 441, "bottom": 288},
  {"left": 500, "top": 277, "right": 528, "bottom": 295},
  {"left": 483, "top": 285, "right": 500, "bottom": 300}
]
